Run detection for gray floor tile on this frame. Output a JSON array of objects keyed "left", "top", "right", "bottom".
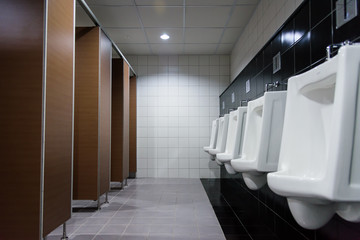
[
  {"left": 47, "top": 178, "right": 225, "bottom": 240},
  {"left": 99, "top": 224, "right": 126, "bottom": 235}
]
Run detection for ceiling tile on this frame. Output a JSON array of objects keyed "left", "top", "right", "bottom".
[
  {"left": 93, "top": 0, "right": 134, "bottom": 5},
  {"left": 116, "top": 43, "right": 152, "bottom": 55},
  {"left": 135, "top": 0, "right": 183, "bottom": 6},
  {"left": 186, "top": 0, "right": 234, "bottom": 6},
  {"left": 185, "top": 28, "right": 223, "bottom": 43},
  {"left": 221, "top": 28, "right": 243, "bottom": 43},
  {"left": 150, "top": 44, "right": 184, "bottom": 55},
  {"left": 184, "top": 44, "right": 217, "bottom": 54},
  {"left": 90, "top": 6, "right": 141, "bottom": 27},
  {"left": 76, "top": 6, "right": 95, "bottom": 27},
  {"left": 216, "top": 44, "right": 234, "bottom": 54},
  {"left": 105, "top": 28, "right": 147, "bottom": 43},
  {"left": 227, "top": 5, "right": 257, "bottom": 27},
  {"left": 186, "top": 6, "right": 231, "bottom": 27},
  {"left": 236, "top": 0, "right": 259, "bottom": 4},
  {"left": 145, "top": 28, "right": 183, "bottom": 44},
  {"left": 138, "top": 6, "right": 183, "bottom": 28}
]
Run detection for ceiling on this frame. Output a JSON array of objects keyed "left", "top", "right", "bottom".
[{"left": 76, "top": 0, "right": 259, "bottom": 55}]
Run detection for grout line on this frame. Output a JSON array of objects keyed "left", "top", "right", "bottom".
[
  {"left": 233, "top": 179, "right": 311, "bottom": 240},
  {"left": 214, "top": 0, "right": 238, "bottom": 54},
  {"left": 132, "top": 0, "right": 153, "bottom": 54},
  {"left": 220, "top": 194, "right": 254, "bottom": 240}
]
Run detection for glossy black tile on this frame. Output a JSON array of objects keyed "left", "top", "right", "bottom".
[
  {"left": 282, "top": 20, "right": 295, "bottom": 52},
  {"left": 311, "top": 15, "right": 332, "bottom": 63},
  {"left": 295, "top": 1, "right": 310, "bottom": 42},
  {"left": 311, "top": 0, "right": 332, "bottom": 28},
  {"left": 295, "top": 32, "right": 311, "bottom": 72},
  {"left": 281, "top": 48, "right": 295, "bottom": 80}
]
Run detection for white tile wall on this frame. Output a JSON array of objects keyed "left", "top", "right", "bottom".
[
  {"left": 128, "top": 55, "right": 230, "bottom": 178},
  {"left": 231, "top": 0, "right": 304, "bottom": 81}
]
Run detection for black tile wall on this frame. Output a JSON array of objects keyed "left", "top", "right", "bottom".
[
  {"left": 216, "top": 0, "right": 360, "bottom": 239},
  {"left": 219, "top": 0, "right": 360, "bottom": 116}
]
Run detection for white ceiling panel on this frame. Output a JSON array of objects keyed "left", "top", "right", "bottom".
[
  {"left": 76, "top": 6, "right": 95, "bottom": 26},
  {"left": 186, "top": 0, "right": 234, "bottom": 6},
  {"left": 81, "top": 0, "right": 259, "bottom": 55},
  {"left": 237, "top": 0, "right": 259, "bottom": 4},
  {"left": 91, "top": 6, "right": 141, "bottom": 27},
  {"left": 138, "top": 6, "right": 183, "bottom": 28},
  {"left": 135, "top": 0, "right": 184, "bottom": 6},
  {"left": 217, "top": 44, "right": 234, "bottom": 54},
  {"left": 186, "top": 7, "right": 231, "bottom": 27},
  {"left": 221, "top": 28, "right": 243, "bottom": 43},
  {"left": 184, "top": 44, "right": 217, "bottom": 54},
  {"left": 227, "top": 5, "right": 257, "bottom": 27},
  {"left": 116, "top": 43, "right": 151, "bottom": 55},
  {"left": 185, "top": 28, "right": 223, "bottom": 44},
  {"left": 93, "top": 0, "right": 134, "bottom": 5},
  {"left": 150, "top": 44, "right": 184, "bottom": 55},
  {"left": 146, "top": 28, "right": 183, "bottom": 43},
  {"left": 105, "top": 28, "right": 147, "bottom": 43}
]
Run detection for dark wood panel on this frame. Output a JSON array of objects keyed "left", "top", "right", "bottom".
[
  {"left": 74, "top": 27, "right": 100, "bottom": 200},
  {"left": 0, "top": 1, "right": 44, "bottom": 239},
  {"left": 99, "top": 30, "right": 111, "bottom": 195},
  {"left": 111, "top": 59, "right": 124, "bottom": 182},
  {"left": 123, "top": 62, "right": 130, "bottom": 179},
  {"left": 129, "top": 76, "right": 137, "bottom": 176},
  {"left": 43, "top": 0, "right": 74, "bottom": 236}
]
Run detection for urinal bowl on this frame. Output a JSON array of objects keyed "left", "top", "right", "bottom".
[
  {"left": 268, "top": 44, "right": 360, "bottom": 229},
  {"left": 203, "top": 119, "right": 219, "bottom": 154},
  {"left": 216, "top": 107, "right": 248, "bottom": 175},
  {"left": 231, "top": 91, "right": 287, "bottom": 190}
]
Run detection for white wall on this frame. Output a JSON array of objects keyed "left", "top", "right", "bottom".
[
  {"left": 127, "top": 55, "right": 230, "bottom": 178},
  {"left": 231, "top": 0, "right": 303, "bottom": 81}
]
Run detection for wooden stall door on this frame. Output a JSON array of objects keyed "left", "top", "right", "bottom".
[{"left": 111, "top": 59, "right": 124, "bottom": 182}]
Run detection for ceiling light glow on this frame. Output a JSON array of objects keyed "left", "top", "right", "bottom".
[{"left": 160, "top": 33, "right": 170, "bottom": 40}]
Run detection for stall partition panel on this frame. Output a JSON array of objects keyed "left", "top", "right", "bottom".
[
  {"left": 43, "top": 0, "right": 74, "bottom": 236},
  {"left": 123, "top": 62, "right": 130, "bottom": 180},
  {"left": 0, "top": 1, "right": 44, "bottom": 238},
  {"left": 99, "top": 30, "right": 111, "bottom": 196},
  {"left": 129, "top": 76, "right": 137, "bottom": 177},
  {"left": 74, "top": 27, "right": 100, "bottom": 200},
  {"left": 0, "top": 0, "right": 74, "bottom": 239}
]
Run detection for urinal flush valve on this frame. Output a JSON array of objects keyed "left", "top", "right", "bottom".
[
  {"left": 265, "top": 81, "right": 287, "bottom": 92},
  {"left": 326, "top": 40, "right": 352, "bottom": 60}
]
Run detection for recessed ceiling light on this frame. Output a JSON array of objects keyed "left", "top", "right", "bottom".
[{"left": 160, "top": 33, "right": 170, "bottom": 40}]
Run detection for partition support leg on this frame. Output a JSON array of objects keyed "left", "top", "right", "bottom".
[
  {"left": 60, "top": 223, "right": 68, "bottom": 240},
  {"left": 105, "top": 192, "right": 109, "bottom": 204},
  {"left": 121, "top": 181, "right": 124, "bottom": 189},
  {"left": 97, "top": 198, "right": 101, "bottom": 210},
  {"left": 125, "top": 178, "right": 128, "bottom": 187}
]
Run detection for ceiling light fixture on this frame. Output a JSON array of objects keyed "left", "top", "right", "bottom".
[{"left": 160, "top": 33, "right": 170, "bottom": 40}]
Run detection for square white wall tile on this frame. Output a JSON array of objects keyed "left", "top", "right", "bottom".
[{"left": 132, "top": 54, "right": 230, "bottom": 179}]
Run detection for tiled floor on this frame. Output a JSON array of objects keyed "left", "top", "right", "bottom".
[{"left": 47, "top": 178, "right": 225, "bottom": 240}]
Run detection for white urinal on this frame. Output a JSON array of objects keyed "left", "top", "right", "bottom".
[
  {"left": 216, "top": 107, "right": 247, "bottom": 174},
  {"left": 208, "top": 114, "right": 230, "bottom": 165},
  {"left": 231, "top": 91, "right": 287, "bottom": 190},
  {"left": 203, "top": 119, "right": 219, "bottom": 157},
  {"left": 267, "top": 44, "right": 360, "bottom": 230}
]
